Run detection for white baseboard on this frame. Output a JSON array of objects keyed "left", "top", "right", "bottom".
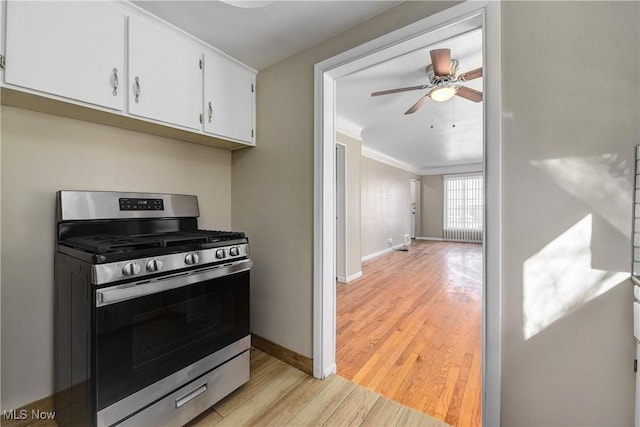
[
  {"left": 361, "top": 247, "right": 393, "bottom": 262},
  {"left": 361, "top": 243, "right": 411, "bottom": 262},
  {"left": 416, "top": 236, "right": 444, "bottom": 241},
  {"left": 337, "top": 271, "right": 362, "bottom": 283},
  {"left": 346, "top": 271, "right": 363, "bottom": 282}
]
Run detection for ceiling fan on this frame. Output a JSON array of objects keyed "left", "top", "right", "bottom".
[{"left": 371, "top": 48, "right": 483, "bottom": 115}]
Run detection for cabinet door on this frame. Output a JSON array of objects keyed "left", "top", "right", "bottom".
[
  {"left": 128, "top": 16, "right": 202, "bottom": 131},
  {"left": 0, "top": 1, "right": 5, "bottom": 65},
  {"left": 4, "top": 1, "right": 125, "bottom": 111},
  {"left": 203, "top": 51, "right": 255, "bottom": 144}
]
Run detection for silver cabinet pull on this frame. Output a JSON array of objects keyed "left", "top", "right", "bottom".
[
  {"left": 175, "top": 384, "right": 207, "bottom": 408},
  {"left": 208, "top": 101, "right": 213, "bottom": 123},
  {"left": 112, "top": 68, "right": 118, "bottom": 96},
  {"left": 134, "top": 76, "right": 140, "bottom": 103}
]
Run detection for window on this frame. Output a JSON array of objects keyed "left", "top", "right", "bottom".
[{"left": 444, "top": 174, "right": 483, "bottom": 231}]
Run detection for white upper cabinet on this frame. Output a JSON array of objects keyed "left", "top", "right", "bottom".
[
  {"left": 128, "top": 16, "right": 203, "bottom": 131},
  {"left": 1, "top": 1, "right": 257, "bottom": 148},
  {"left": 4, "top": 1, "right": 125, "bottom": 111},
  {"left": 203, "top": 51, "right": 255, "bottom": 144},
  {"left": 0, "top": 1, "right": 4, "bottom": 65}
]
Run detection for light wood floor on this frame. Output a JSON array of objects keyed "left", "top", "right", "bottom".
[
  {"left": 6, "top": 349, "right": 446, "bottom": 427},
  {"left": 188, "top": 348, "right": 448, "bottom": 427},
  {"left": 336, "top": 240, "right": 482, "bottom": 427}
]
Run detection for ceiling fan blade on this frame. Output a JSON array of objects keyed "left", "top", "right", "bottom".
[
  {"left": 371, "top": 84, "right": 429, "bottom": 97},
  {"left": 430, "top": 48, "right": 451, "bottom": 76},
  {"left": 456, "top": 86, "right": 483, "bottom": 102},
  {"left": 404, "top": 94, "right": 430, "bottom": 115},
  {"left": 459, "top": 67, "right": 483, "bottom": 81}
]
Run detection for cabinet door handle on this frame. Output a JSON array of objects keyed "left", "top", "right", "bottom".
[
  {"left": 134, "top": 77, "right": 140, "bottom": 103},
  {"left": 112, "top": 68, "right": 119, "bottom": 96},
  {"left": 208, "top": 102, "right": 213, "bottom": 123}
]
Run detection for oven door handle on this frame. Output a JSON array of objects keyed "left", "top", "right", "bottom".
[{"left": 96, "top": 259, "right": 252, "bottom": 307}]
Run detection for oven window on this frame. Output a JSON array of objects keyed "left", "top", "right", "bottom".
[{"left": 95, "top": 271, "right": 249, "bottom": 411}]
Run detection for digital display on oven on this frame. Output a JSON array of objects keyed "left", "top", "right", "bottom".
[{"left": 119, "top": 198, "right": 164, "bottom": 211}]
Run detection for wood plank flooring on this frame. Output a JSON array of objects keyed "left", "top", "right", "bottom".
[
  {"left": 6, "top": 349, "right": 446, "bottom": 427},
  {"left": 189, "top": 348, "right": 448, "bottom": 427},
  {"left": 336, "top": 240, "right": 482, "bottom": 427}
]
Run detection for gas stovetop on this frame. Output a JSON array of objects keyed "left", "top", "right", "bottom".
[
  {"left": 62, "top": 230, "right": 246, "bottom": 254},
  {"left": 55, "top": 191, "right": 251, "bottom": 283},
  {"left": 59, "top": 230, "right": 248, "bottom": 264}
]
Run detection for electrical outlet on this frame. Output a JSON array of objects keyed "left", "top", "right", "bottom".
[{"left": 388, "top": 238, "right": 393, "bottom": 244}]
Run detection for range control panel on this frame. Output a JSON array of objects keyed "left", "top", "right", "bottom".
[{"left": 119, "top": 198, "right": 164, "bottom": 211}]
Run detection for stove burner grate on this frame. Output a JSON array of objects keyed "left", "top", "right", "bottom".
[{"left": 61, "top": 230, "right": 246, "bottom": 254}]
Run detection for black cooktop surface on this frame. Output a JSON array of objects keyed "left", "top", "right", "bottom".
[{"left": 58, "top": 230, "right": 247, "bottom": 263}]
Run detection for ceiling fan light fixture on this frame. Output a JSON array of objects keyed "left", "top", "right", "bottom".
[{"left": 428, "top": 86, "right": 457, "bottom": 102}]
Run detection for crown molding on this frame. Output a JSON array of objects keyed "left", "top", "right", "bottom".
[
  {"left": 419, "top": 162, "right": 483, "bottom": 176},
  {"left": 335, "top": 116, "right": 363, "bottom": 141},
  {"left": 361, "top": 146, "right": 421, "bottom": 175}
]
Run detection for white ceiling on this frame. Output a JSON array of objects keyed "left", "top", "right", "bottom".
[
  {"left": 131, "top": 0, "right": 401, "bottom": 70},
  {"left": 336, "top": 27, "right": 483, "bottom": 174},
  {"left": 132, "top": 1, "right": 483, "bottom": 174}
]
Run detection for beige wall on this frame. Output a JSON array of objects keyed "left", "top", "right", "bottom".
[
  {"left": 420, "top": 175, "right": 444, "bottom": 239},
  {"left": 1, "top": 106, "right": 232, "bottom": 410},
  {"left": 231, "top": 1, "right": 457, "bottom": 357},
  {"left": 336, "top": 133, "right": 362, "bottom": 278},
  {"left": 233, "top": 0, "right": 639, "bottom": 424},
  {"left": 501, "top": 2, "right": 639, "bottom": 425},
  {"left": 361, "top": 156, "right": 419, "bottom": 257}
]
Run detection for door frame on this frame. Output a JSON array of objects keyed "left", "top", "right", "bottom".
[
  {"left": 410, "top": 178, "right": 418, "bottom": 239},
  {"left": 335, "top": 142, "right": 347, "bottom": 282},
  {"left": 312, "top": 1, "right": 502, "bottom": 425}
]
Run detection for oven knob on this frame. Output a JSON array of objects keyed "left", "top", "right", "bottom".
[
  {"left": 146, "top": 259, "right": 163, "bottom": 272},
  {"left": 185, "top": 253, "right": 200, "bottom": 265},
  {"left": 229, "top": 246, "right": 240, "bottom": 257},
  {"left": 215, "top": 249, "right": 226, "bottom": 259},
  {"left": 122, "top": 262, "right": 141, "bottom": 277}
]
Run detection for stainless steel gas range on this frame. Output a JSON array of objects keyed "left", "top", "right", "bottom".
[{"left": 54, "top": 191, "right": 251, "bottom": 427}]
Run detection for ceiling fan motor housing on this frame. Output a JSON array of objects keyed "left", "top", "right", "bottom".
[{"left": 426, "top": 59, "right": 459, "bottom": 83}]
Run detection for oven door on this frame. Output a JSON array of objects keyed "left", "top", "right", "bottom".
[{"left": 93, "top": 260, "right": 251, "bottom": 414}]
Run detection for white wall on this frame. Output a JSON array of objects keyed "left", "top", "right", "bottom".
[
  {"left": 361, "top": 156, "right": 418, "bottom": 258},
  {"left": 500, "top": 2, "right": 639, "bottom": 425},
  {"left": 1, "top": 106, "right": 232, "bottom": 410}
]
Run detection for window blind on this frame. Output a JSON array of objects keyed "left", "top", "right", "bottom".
[{"left": 443, "top": 173, "right": 483, "bottom": 242}]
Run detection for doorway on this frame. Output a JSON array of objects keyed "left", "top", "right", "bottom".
[
  {"left": 312, "top": 2, "right": 502, "bottom": 426},
  {"left": 411, "top": 178, "right": 418, "bottom": 239}
]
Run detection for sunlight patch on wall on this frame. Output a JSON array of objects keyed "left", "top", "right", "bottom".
[
  {"left": 523, "top": 214, "right": 629, "bottom": 340},
  {"left": 531, "top": 154, "right": 630, "bottom": 235}
]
